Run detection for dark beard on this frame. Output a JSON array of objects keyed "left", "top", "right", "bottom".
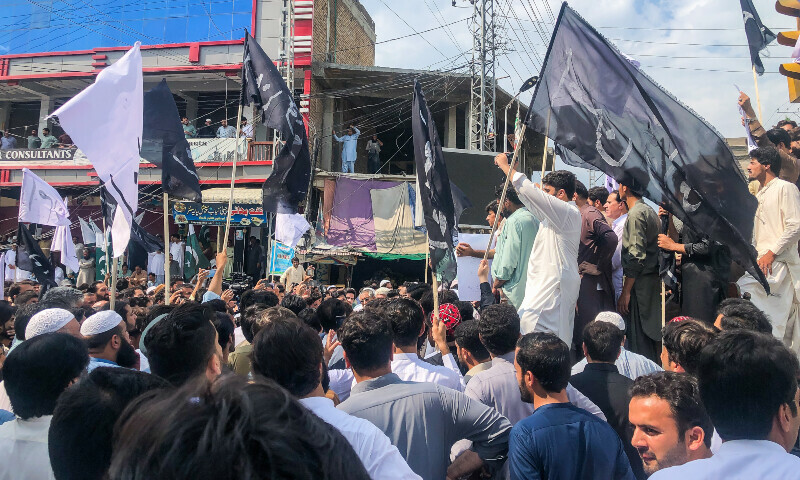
[
  {"left": 116, "top": 338, "right": 140, "bottom": 369},
  {"left": 518, "top": 381, "right": 533, "bottom": 404}
]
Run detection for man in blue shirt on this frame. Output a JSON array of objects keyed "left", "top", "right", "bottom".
[
  {"left": 510, "top": 331, "right": 635, "bottom": 480},
  {"left": 80, "top": 311, "right": 139, "bottom": 371},
  {"left": 0, "top": 131, "right": 15, "bottom": 150},
  {"left": 333, "top": 124, "right": 360, "bottom": 173}
]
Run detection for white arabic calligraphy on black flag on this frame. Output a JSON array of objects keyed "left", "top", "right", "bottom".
[
  {"left": 141, "top": 79, "right": 202, "bottom": 202},
  {"left": 240, "top": 32, "right": 311, "bottom": 214},
  {"left": 526, "top": 3, "right": 768, "bottom": 292},
  {"left": 740, "top": 0, "right": 775, "bottom": 76},
  {"left": 17, "top": 223, "right": 56, "bottom": 293},
  {"left": 412, "top": 80, "right": 472, "bottom": 284}
]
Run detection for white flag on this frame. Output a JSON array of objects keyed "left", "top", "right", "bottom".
[
  {"left": 18, "top": 168, "right": 70, "bottom": 226},
  {"left": 275, "top": 213, "right": 311, "bottom": 249},
  {"left": 50, "top": 42, "right": 143, "bottom": 258},
  {"left": 89, "top": 219, "right": 103, "bottom": 235},
  {"left": 51, "top": 224, "right": 79, "bottom": 273},
  {"left": 79, "top": 218, "right": 95, "bottom": 245}
]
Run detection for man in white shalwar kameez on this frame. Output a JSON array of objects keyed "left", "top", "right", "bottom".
[
  {"left": 738, "top": 147, "right": 800, "bottom": 353},
  {"left": 169, "top": 235, "right": 185, "bottom": 280},
  {"left": 495, "top": 154, "right": 581, "bottom": 347}
]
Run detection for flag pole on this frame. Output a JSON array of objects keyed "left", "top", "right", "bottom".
[
  {"left": 101, "top": 217, "right": 110, "bottom": 280},
  {"left": 661, "top": 281, "right": 666, "bottom": 328},
  {"left": 483, "top": 124, "right": 527, "bottom": 261},
  {"left": 752, "top": 65, "right": 764, "bottom": 122},
  {"left": 163, "top": 192, "right": 171, "bottom": 305},
  {"left": 430, "top": 237, "right": 439, "bottom": 323},
  {"left": 222, "top": 104, "right": 245, "bottom": 254},
  {"left": 540, "top": 110, "right": 551, "bottom": 180},
  {"left": 110, "top": 255, "right": 118, "bottom": 309},
  {"left": 424, "top": 233, "right": 429, "bottom": 283}
]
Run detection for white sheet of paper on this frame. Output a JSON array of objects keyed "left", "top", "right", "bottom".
[{"left": 455, "top": 233, "right": 492, "bottom": 301}]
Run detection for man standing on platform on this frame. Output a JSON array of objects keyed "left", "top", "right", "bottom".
[
  {"left": 573, "top": 181, "right": 618, "bottom": 357},
  {"left": 493, "top": 153, "right": 581, "bottom": 347},
  {"left": 169, "top": 234, "right": 184, "bottom": 280},
  {"left": 605, "top": 190, "right": 628, "bottom": 301},
  {"left": 333, "top": 125, "right": 360, "bottom": 174},
  {"left": 738, "top": 146, "right": 800, "bottom": 352},
  {"left": 618, "top": 178, "right": 661, "bottom": 362}
]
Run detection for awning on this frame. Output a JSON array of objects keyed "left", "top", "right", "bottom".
[{"left": 201, "top": 187, "right": 263, "bottom": 204}]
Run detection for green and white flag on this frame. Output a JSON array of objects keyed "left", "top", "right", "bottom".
[
  {"left": 95, "top": 230, "right": 108, "bottom": 281},
  {"left": 184, "top": 224, "right": 209, "bottom": 281}
]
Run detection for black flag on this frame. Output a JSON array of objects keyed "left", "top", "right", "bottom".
[
  {"left": 141, "top": 79, "right": 202, "bottom": 202},
  {"left": 241, "top": 32, "right": 311, "bottom": 214},
  {"left": 526, "top": 4, "right": 769, "bottom": 293},
  {"left": 412, "top": 80, "right": 469, "bottom": 284},
  {"left": 16, "top": 223, "right": 56, "bottom": 292},
  {"left": 741, "top": 0, "right": 776, "bottom": 76}
]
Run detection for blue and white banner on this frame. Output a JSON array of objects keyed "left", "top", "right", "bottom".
[{"left": 269, "top": 241, "right": 294, "bottom": 276}]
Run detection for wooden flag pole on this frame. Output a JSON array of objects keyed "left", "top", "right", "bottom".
[
  {"left": 221, "top": 104, "right": 245, "bottom": 254},
  {"left": 110, "top": 256, "right": 118, "bottom": 309},
  {"left": 163, "top": 192, "right": 171, "bottom": 305},
  {"left": 752, "top": 65, "right": 764, "bottom": 123},
  {"left": 483, "top": 124, "right": 527, "bottom": 261},
  {"left": 661, "top": 281, "right": 666, "bottom": 328},
  {"left": 540, "top": 111, "right": 551, "bottom": 180},
  {"left": 425, "top": 233, "right": 429, "bottom": 283},
  {"left": 101, "top": 217, "right": 110, "bottom": 279}
]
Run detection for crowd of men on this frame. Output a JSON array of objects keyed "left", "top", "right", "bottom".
[
  {"left": 2, "top": 91, "right": 800, "bottom": 478},
  {"left": 0, "top": 128, "right": 73, "bottom": 150}
]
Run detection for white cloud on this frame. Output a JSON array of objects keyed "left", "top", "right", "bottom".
[{"left": 359, "top": 0, "right": 800, "bottom": 139}]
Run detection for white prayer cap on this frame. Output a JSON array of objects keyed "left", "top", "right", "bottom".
[
  {"left": 26, "top": 308, "right": 76, "bottom": 339},
  {"left": 375, "top": 287, "right": 391, "bottom": 296},
  {"left": 379, "top": 279, "right": 391, "bottom": 287},
  {"left": 146, "top": 286, "right": 157, "bottom": 295},
  {"left": 81, "top": 310, "right": 124, "bottom": 337},
  {"left": 594, "top": 311, "right": 625, "bottom": 332}
]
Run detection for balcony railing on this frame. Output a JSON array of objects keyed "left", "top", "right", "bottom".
[{"left": 247, "top": 141, "right": 275, "bottom": 163}]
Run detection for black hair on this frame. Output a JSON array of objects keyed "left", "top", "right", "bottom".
[
  {"left": 0, "top": 300, "right": 15, "bottom": 326},
  {"left": 203, "top": 298, "right": 228, "bottom": 314},
  {"left": 582, "top": 320, "right": 623, "bottom": 362},
  {"left": 406, "top": 283, "right": 432, "bottom": 302},
  {"left": 315, "top": 298, "right": 351, "bottom": 333},
  {"left": 574, "top": 180, "right": 588, "bottom": 199},
  {"left": 496, "top": 183, "right": 522, "bottom": 206},
  {"left": 454, "top": 320, "right": 490, "bottom": 361},
  {"left": 298, "top": 308, "right": 321, "bottom": 332},
  {"left": 516, "top": 332, "right": 571, "bottom": 393},
  {"left": 662, "top": 319, "right": 718, "bottom": 375},
  {"left": 750, "top": 146, "right": 782, "bottom": 176},
  {"left": 212, "top": 312, "right": 235, "bottom": 352},
  {"left": 143, "top": 303, "right": 218, "bottom": 386},
  {"left": 385, "top": 298, "right": 424, "bottom": 347},
  {"left": 109, "top": 376, "right": 371, "bottom": 480},
  {"left": 14, "top": 290, "right": 38, "bottom": 306},
  {"left": 281, "top": 294, "right": 308, "bottom": 315},
  {"left": 305, "top": 291, "right": 323, "bottom": 306},
  {"left": 419, "top": 289, "right": 459, "bottom": 318},
  {"left": 630, "top": 371, "right": 714, "bottom": 448},
  {"left": 767, "top": 127, "right": 792, "bottom": 149},
  {"left": 338, "top": 312, "right": 393, "bottom": 374},
  {"left": 240, "top": 289, "right": 279, "bottom": 311},
  {"left": 696, "top": 330, "right": 800, "bottom": 441},
  {"left": 251, "top": 317, "right": 323, "bottom": 397},
  {"left": 477, "top": 304, "right": 520, "bottom": 356},
  {"left": 588, "top": 186, "right": 609, "bottom": 205},
  {"left": 777, "top": 119, "right": 798, "bottom": 129},
  {"left": 145, "top": 304, "right": 174, "bottom": 325},
  {"left": 251, "top": 307, "right": 299, "bottom": 339},
  {"left": 716, "top": 298, "right": 772, "bottom": 334},
  {"left": 241, "top": 305, "right": 267, "bottom": 343},
  {"left": 89, "top": 281, "right": 106, "bottom": 295},
  {"left": 456, "top": 300, "right": 474, "bottom": 321},
  {"left": 49, "top": 368, "right": 169, "bottom": 480},
  {"left": 12, "top": 302, "right": 48, "bottom": 341},
  {"left": 542, "top": 170, "right": 576, "bottom": 198},
  {"left": 3, "top": 333, "right": 89, "bottom": 419},
  {"left": 85, "top": 324, "right": 126, "bottom": 350},
  {"left": 485, "top": 199, "right": 498, "bottom": 214},
  {"left": 113, "top": 300, "right": 130, "bottom": 322}
]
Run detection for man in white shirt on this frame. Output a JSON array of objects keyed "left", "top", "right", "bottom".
[
  {"left": 280, "top": 257, "right": 305, "bottom": 288},
  {"left": 386, "top": 298, "right": 464, "bottom": 391},
  {"left": 250, "top": 315, "right": 420, "bottom": 480},
  {"left": 240, "top": 116, "right": 254, "bottom": 139},
  {"left": 737, "top": 146, "right": 800, "bottom": 352},
  {"left": 650, "top": 330, "right": 800, "bottom": 479},
  {"left": 148, "top": 249, "right": 165, "bottom": 285},
  {"left": 0, "top": 332, "right": 89, "bottom": 480},
  {"left": 494, "top": 153, "right": 581, "bottom": 347},
  {"left": 604, "top": 190, "right": 629, "bottom": 301},
  {"left": 169, "top": 235, "right": 185, "bottom": 280}
]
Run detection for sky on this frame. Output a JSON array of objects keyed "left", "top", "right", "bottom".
[{"left": 359, "top": 0, "right": 799, "bottom": 140}]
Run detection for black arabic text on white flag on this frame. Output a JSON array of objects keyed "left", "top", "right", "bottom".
[{"left": 18, "top": 168, "right": 70, "bottom": 227}]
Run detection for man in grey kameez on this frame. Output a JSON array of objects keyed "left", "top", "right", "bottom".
[
  {"left": 337, "top": 311, "right": 512, "bottom": 480},
  {"left": 618, "top": 181, "right": 661, "bottom": 363}
]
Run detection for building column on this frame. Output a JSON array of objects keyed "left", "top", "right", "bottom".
[
  {"left": 0, "top": 102, "right": 10, "bottom": 132},
  {"left": 38, "top": 96, "right": 55, "bottom": 133},
  {"left": 320, "top": 96, "right": 334, "bottom": 171},
  {"left": 444, "top": 104, "right": 457, "bottom": 148}
]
